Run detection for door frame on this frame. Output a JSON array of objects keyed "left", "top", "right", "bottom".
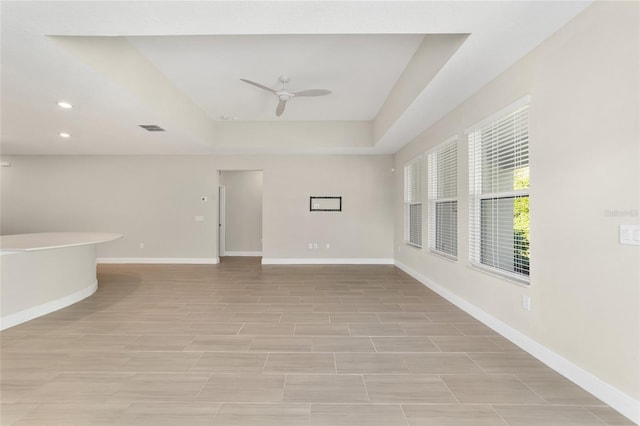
[{"left": 218, "top": 185, "right": 226, "bottom": 257}]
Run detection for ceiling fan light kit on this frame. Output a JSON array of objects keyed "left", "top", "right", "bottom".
[{"left": 241, "top": 75, "right": 332, "bottom": 117}]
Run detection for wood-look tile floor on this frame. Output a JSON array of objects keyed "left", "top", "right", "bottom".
[{"left": 1, "top": 257, "right": 634, "bottom": 425}]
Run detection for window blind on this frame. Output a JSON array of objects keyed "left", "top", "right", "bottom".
[
  {"left": 404, "top": 158, "right": 422, "bottom": 247},
  {"left": 404, "top": 160, "right": 420, "bottom": 203},
  {"left": 468, "top": 104, "right": 530, "bottom": 281},
  {"left": 427, "top": 138, "right": 458, "bottom": 258}
]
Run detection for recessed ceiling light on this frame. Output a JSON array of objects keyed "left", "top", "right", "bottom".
[
  {"left": 219, "top": 115, "right": 238, "bottom": 121},
  {"left": 59, "top": 132, "right": 71, "bottom": 138},
  {"left": 57, "top": 101, "right": 73, "bottom": 109}
]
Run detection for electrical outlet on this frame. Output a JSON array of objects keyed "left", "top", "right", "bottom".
[
  {"left": 521, "top": 295, "right": 532, "bottom": 311},
  {"left": 195, "top": 216, "right": 204, "bottom": 222},
  {"left": 313, "top": 243, "right": 318, "bottom": 249},
  {"left": 326, "top": 243, "right": 330, "bottom": 249},
  {"left": 139, "top": 243, "right": 144, "bottom": 249},
  {"left": 308, "top": 243, "right": 313, "bottom": 250}
]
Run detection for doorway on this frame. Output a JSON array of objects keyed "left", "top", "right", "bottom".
[{"left": 218, "top": 170, "right": 263, "bottom": 260}]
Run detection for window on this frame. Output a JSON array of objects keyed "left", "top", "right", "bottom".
[
  {"left": 404, "top": 158, "right": 422, "bottom": 248},
  {"left": 468, "top": 99, "right": 530, "bottom": 283},
  {"left": 427, "top": 137, "right": 458, "bottom": 259}
]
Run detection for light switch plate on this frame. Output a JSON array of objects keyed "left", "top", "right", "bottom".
[
  {"left": 619, "top": 224, "right": 640, "bottom": 246},
  {"left": 521, "top": 295, "right": 532, "bottom": 311}
]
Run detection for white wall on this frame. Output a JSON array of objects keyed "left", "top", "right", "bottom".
[
  {"left": 0, "top": 154, "right": 393, "bottom": 262},
  {"left": 217, "top": 155, "right": 394, "bottom": 261},
  {"left": 393, "top": 0, "right": 639, "bottom": 410},
  {"left": 0, "top": 156, "right": 218, "bottom": 260},
  {"left": 220, "top": 170, "right": 263, "bottom": 254}
]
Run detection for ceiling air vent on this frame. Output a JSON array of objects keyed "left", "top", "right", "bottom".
[{"left": 138, "top": 124, "right": 165, "bottom": 132}]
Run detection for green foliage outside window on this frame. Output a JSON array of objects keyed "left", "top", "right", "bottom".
[{"left": 514, "top": 167, "right": 530, "bottom": 274}]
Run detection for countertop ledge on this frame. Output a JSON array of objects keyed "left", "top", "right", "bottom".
[{"left": 0, "top": 232, "right": 122, "bottom": 252}]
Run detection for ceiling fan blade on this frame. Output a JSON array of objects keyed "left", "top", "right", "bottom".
[
  {"left": 276, "top": 98, "right": 287, "bottom": 116},
  {"left": 240, "top": 78, "right": 276, "bottom": 93},
  {"left": 276, "top": 99, "right": 287, "bottom": 117},
  {"left": 293, "top": 89, "right": 332, "bottom": 97}
]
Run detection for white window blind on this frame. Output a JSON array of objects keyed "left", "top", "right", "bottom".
[
  {"left": 427, "top": 138, "right": 458, "bottom": 258},
  {"left": 468, "top": 103, "right": 530, "bottom": 282},
  {"left": 404, "top": 158, "right": 422, "bottom": 248}
]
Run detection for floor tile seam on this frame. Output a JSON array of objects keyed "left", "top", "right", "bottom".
[
  {"left": 360, "top": 373, "right": 372, "bottom": 403},
  {"left": 398, "top": 404, "right": 413, "bottom": 426},
  {"left": 492, "top": 402, "right": 614, "bottom": 409},
  {"left": 234, "top": 323, "right": 246, "bottom": 336},
  {"left": 484, "top": 403, "right": 512, "bottom": 425},
  {"left": 585, "top": 408, "right": 630, "bottom": 426},
  {"left": 513, "top": 372, "right": 555, "bottom": 406},
  {"left": 492, "top": 404, "right": 618, "bottom": 426},
  {"left": 488, "top": 402, "right": 616, "bottom": 415},
  {"left": 436, "top": 373, "right": 461, "bottom": 404},
  {"left": 264, "top": 371, "right": 348, "bottom": 376},
  {"left": 368, "top": 336, "right": 378, "bottom": 353},
  {"left": 464, "top": 352, "right": 489, "bottom": 374},
  {"left": 310, "top": 402, "right": 462, "bottom": 407}
]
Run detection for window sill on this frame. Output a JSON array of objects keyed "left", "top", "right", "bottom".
[
  {"left": 405, "top": 242, "right": 422, "bottom": 250},
  {"left": 468, "top": 263, "right": 530, "bottom": 287},
  {"left": 428, "top": 249, "right": 458, "bottom": 263}
]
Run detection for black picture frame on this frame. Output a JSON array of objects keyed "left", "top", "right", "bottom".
[{"left": 310, "top": 196, "right": 342, "bottom": 212}]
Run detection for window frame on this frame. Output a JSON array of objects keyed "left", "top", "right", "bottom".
[
  {"left": 466, "top": 96, "right": 530, "bottom": 285},
  {"left": 404, "top": 156, "right": 423, "bottom": 249},
  {"left": 427, "top": 136, "right": 458, "bottom": 260}
]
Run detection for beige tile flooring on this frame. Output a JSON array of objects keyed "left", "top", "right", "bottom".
[{"left": 0, "top": 257, "right": 634, "bottom": 425}]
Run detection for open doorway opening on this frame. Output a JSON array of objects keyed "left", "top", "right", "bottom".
[{"left": 218, "top": 170, "right": 263, "bottom": 261}]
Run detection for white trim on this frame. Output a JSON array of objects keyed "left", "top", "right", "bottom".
[
  {"left": 97, "top": 257, "right": 219, "bottom": 264},
  {"left": 0, "top": 280, "right": 97, "bottom": 331},
  {"left": 403, "top": 153, "right": 424, "bottom": 168},
  {"left": 468, "top": 263, "right": 530, "bottom": 288},
  {"left": 394, "top": 260, "right": 640, "bottom": 425},
  {"left": 428, "top": 249, "right": 458, "bottom": 263},
  {"left": 464, "top": 94, "right": 531, "bottom": 134},
  {"left": 426, "top": 134, "right": 458, "bottom": 156},
  {"left": 223, "top": 251, "right": 263, "bottom": 257},
  {"left": 261, "top": 258, "right": 394, "bottom": 265},
  {"left": 218, "top": 185, "right": 226, "bottom": 257}
]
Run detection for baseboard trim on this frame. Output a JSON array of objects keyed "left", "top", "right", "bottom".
[
  {"left": 261, "top": 258, "right": 394, "bottom": 265},
  {"left": 223, "top": 251, "right": 263, "bottom": 257},
  {"left": 394, "top": 260, "right": 640, "bottom": 425},
  {"left": 0, "top": 280, "right": 97, "bottom": 331},
  {"left": 97, "top": 257, "right": 219, "bottom": 264}
]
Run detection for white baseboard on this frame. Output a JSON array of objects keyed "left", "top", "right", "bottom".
[
  {"left": 222, "top": 251, "right": 262, "bottom": 257},
  {"left": 0, "top": 280, "right": 97, "bottom": 331},
  {"left": 261, "top": 258, "right": 394, "bottom": 265},
  {"left": 394, "top": 260, "right": 640, "bottom": 425},
  {"left": 97, "top": 257, "right": 219, "bottom": 264}
]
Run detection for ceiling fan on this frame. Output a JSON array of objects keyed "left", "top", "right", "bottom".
[{"left": 240, "top": 75, "right": 332, "bottom": 117}]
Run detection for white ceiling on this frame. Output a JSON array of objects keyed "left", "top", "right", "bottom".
[
  {"left": 1, "top": 1, "right": 592, "bottom": 155},
  {"left": 128, "top": 34, "right": 424, "bottom": 122}
]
